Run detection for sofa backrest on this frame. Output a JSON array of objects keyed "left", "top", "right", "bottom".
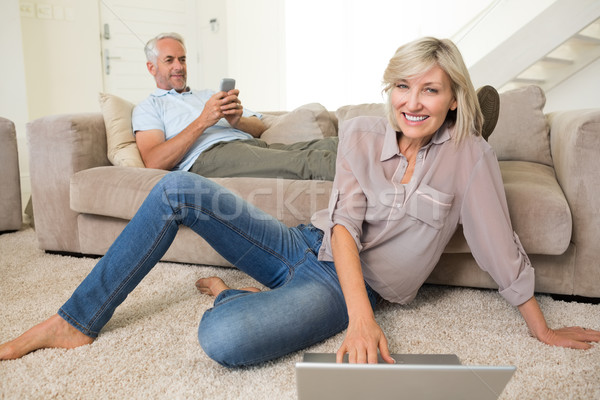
[
  {"left": 99, "top": 85, "right": 553, "bottom": 170},
  {"left": 331, "top": 85, "right": 553, "bottom": 167}
]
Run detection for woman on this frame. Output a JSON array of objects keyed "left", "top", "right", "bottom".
[{"left": 1, "top": 37, "right": 598, "bottom": 364}]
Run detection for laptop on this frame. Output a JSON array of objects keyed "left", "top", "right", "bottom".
[{"left": 296, "top": 353, "right": 515, "bottom": 400}]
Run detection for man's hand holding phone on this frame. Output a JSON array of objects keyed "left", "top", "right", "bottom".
[{"left": 218, "top": 78, "right": 242, "bottom": 126}]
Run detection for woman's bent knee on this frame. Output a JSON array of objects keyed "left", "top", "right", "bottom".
[
  {"left": 198, "top": 311, "right": 251, "bottom": 368},
  {"left": 155, "top": 172, "right": 217, "bottom": 207},
  {"left": 158, "top": 171, "right": 202, "bottom": 190},
  {"left": 198, "top": 306, "right": 290, "bottom": 368}
]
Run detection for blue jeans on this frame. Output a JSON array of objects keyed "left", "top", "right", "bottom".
[{"left": 58, "top": 171, "right": 377, "bottom": 367}]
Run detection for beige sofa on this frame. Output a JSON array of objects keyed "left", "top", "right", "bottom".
[{"left": 26, "top": 86, "right": 600, "bottom": 298}]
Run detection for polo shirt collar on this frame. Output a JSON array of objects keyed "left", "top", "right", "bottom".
[{"left": 151, "top": 87, "right": 193, "bottom": 97}]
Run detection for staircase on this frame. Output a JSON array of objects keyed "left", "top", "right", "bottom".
[
  {"left": 500, "top": 17, "right": 600, "bottom": 92},
  {"left": 457, "top": 0, "right": 600, "bottom": 93}
]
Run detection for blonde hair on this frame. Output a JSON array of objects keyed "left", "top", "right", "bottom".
[{"left": 382, "top": 37, "right": 482, "bottom": 141}]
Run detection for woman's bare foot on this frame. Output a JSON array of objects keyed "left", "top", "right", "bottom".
[
  {"left": 0, "top": 314, "right": 94, "bottom": 360},
  {"left": 195, "top": 277, "right": 260, "bottom": 297}
]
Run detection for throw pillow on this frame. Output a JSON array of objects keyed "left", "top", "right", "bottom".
[
  {"left": 488, "top": 85, "right": 552, "bottom": 166},
  {"left": 335, "top": 103, "right": 386, "bottom": 124},
  {"left": 260, "top": 103, "right": 337, "bottom": 145},
  {"left": 98, "top": 92, "right": 145, "bottom": 168}
]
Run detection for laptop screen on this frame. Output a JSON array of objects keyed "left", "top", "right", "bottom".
[{"left": 296, "top": 353, "right": 515, "bottom": 400}]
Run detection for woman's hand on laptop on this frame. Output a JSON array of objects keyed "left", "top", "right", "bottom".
[{"left": 336, "top": 316, "right": 396, "bottom": 364}]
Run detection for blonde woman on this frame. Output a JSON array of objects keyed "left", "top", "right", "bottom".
[{"left": 2, "top": 37, "right": 598, "bottom": 365}]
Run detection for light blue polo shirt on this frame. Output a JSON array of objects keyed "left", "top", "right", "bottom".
[{"left": 132, "top": 88, "right": 262, "bottom": 171}]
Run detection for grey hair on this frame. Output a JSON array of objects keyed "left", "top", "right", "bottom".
[{"left": 144, "top": 32, "right": 186, "bottom": 64}]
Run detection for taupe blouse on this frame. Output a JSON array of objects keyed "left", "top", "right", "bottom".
[{"left": 312, "top": 116, "right": 534, "bottom": 306}]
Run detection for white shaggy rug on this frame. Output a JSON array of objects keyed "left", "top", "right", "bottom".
[{"left": 1, "top": 227, "right": 599, "bottom": 399}]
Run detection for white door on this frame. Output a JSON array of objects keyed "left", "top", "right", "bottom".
[{"left": 98, "top": 0, "right": 198, "bottom": 104}]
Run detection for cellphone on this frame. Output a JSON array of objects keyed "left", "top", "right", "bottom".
[{"left": 219, "top": 78, "right": 236, "bottom": 92}]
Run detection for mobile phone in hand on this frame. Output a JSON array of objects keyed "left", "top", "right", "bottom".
[{"left": 219, "top": 78, "right": 236, "bottom": 92}]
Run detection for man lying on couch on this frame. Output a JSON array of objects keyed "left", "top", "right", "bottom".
[{"left": 133, "top": 32, "right": 339, "bottom": 180}]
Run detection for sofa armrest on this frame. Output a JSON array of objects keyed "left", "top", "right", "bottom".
[
  {"left": 548, "top": 109, "right": 600, "bottom": 296},
  {"left": 27, "top": 113, "right": 109, "bottom": 252},
  {"left": 0, "top": 117, "right": 22, "bottom": 231}
]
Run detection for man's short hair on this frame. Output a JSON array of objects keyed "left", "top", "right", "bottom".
[{"left": 144, "top": 32, "right": 186, "bottom": 64}]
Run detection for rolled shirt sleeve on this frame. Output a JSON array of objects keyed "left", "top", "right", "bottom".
[
  {"left": 327, "top": 130, "right": 369, "bottom": 252},
  {"left": 460, "top": 148, "right": 535, "bottom": 306}
]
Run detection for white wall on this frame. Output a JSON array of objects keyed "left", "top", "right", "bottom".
[
  {"left": 284, "top": 0, "right": 493, "bottom": 110},
  {"left": 218, "top": 0, "right": 496, "bottom": 111},
  {"left": 225, "top": 0, "right": 285, "bottom": 111},
  {"left": 195, "top": 0, "right": 285, "bottom": 111},
  {"left": 20, "top": 0, "right": 103, "bottom": 119},
  {"left": 196, "top": 1, "right": 229, "bottom": 91},
  {"left": 1, "top": 0, "right": 31, "bottom": 211}
]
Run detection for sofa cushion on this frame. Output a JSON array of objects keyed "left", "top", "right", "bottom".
[
  {"left": 99, "top": 92, "right": 145, "bottom": 168},
  {"left": 500, "top": 160, "right": 571, "bottom": 254},
  {"left": 489, "top": 85, "right": 552, "bottom": 166},
  {"left": 71, "top": 167, "right": 333, "bottom": 227},
  {"left": 71, "top": 166, "right": 167, "bottom": 221},
  {"left": 444, "top": 160, "right": 571, "bottom": 255},
  {"left": 260, "top": 103, "right": 337, "bottom": 145},
  {"left": 71, "top": 161, "right": 569, "bottom": 257}
]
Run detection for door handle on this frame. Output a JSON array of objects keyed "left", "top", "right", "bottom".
[{"left": 104, "top": 49, "right": 121, "bottom": 75}]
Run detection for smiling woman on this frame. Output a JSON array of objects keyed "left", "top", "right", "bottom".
[
  {"left": 386, "top": 65, "right": 459, "bottom": 185},
  {"left": 390, "top": 68, "right": 457, "bottom": 142},
  {"left": 382, "top": 38, "right": 482, "bottom": 145}
]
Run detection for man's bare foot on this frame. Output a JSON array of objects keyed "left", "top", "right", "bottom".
[
  {"left": 0, "top": 314, "right": 94, "bottom": 360},
  {"left": 195, "top": 277, "right": 260, "bottom": 297}
]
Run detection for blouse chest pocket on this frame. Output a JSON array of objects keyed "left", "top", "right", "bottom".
[{"left": 405, "top": 184, "right": 454, "bottom": 230}]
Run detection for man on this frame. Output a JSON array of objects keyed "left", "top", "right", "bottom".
[{"left": 133, "top": 32, "right": 338, "bottom": 180}]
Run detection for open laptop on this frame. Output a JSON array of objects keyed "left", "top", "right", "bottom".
[{"left": 296, "top": 353, "right": 515, "bottom": 400}]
